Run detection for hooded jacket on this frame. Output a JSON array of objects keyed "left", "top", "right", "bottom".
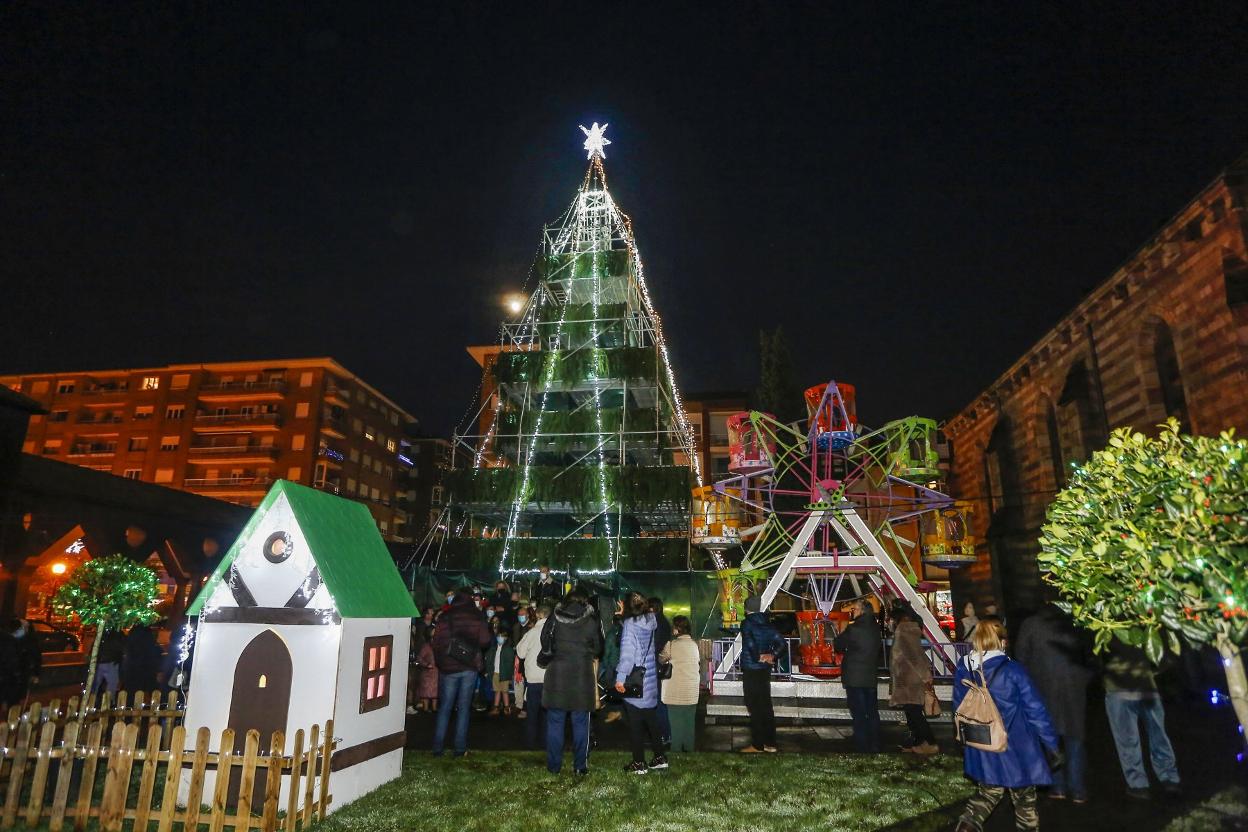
[
  {"left": 541, "top": 599, "right": 604, "bottom": 711},
  {"left": 616, "top": 612, "right": 660, "bottom": 708},
  {"left": 954, "top": 652, "right": 1059, "bottom": 788}
]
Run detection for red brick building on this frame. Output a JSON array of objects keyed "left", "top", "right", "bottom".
[{"left": 943, "top": 153, "right": 1248, "bottom": 620}]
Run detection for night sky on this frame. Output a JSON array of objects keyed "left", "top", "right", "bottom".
[{"left": 5, "top": 3, "right": 1248, "bottom": 436}]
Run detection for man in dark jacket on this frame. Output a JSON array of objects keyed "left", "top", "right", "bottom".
[
  {"left": 431, "top": 590, "right": 492, "bottom": 756},
  {"left": 12, "top": 619, "right": 42, "bottom": 701},
  {"left": 740, "top": 595, "right": 786, "bottom": 753},
  {"left": 1014, "top": 604, "right": 1094, "bottom": 801},
  {"left": 541, "top": 588, "right": 604, "bottom": 774},
  {"left": 834, "top": 599, "right": 882, "bottom": 752},
  {"left": 1102, "top": 641, "right": 1182, "bottom": 799},
  {"left": 533, "top": 566, "right": 562, "bottom": 608}
]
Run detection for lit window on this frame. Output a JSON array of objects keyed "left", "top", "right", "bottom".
[
  {"left": 171, "top": 374, "right": 190, "bottom": 390},
  {"left": 299, "top": 371, "right": 313, "bottom": 388},
  {"left": 287, "top": 466, "right": 302, "bottom": 481},
  {"left": 141, "top": 377, "right": 160, "bottom": 390},
  {"left": 360, "top": 635, "right": 393, "bottom": 713},
  {"left": 124, "top": 468, "right": 141, "bottom": 480},
  {"left": 386, "top": 439, "right": 396, "bottom": 453},
  {"left": 160, "top": 436, "right": 180, "bottom": 451},
  {"left": 295, "top": 402, "right": 310, "bottom": 419},
  {"left": 364, "top": 427, "right": 375, "bottom": 441},
  {"left": 129, "top": 437, "right": 149, "bottom": 452},
  {"left": 292, "top": 434, "right": 306, "bottom": 451},
  {"left": 43, "top": 439, "right": 62, "bottom": 455},
  {"left": 165, "top": 405, "right": 185, "bottom": 420},
  {"left": 371, "top": 486, "right": 380, "bottom": 500},
  {"left": 154, "top": 468, "right": 174, "bottom": 483},
  {"left": 135, "top": 405, "right": 154, "bottom": 420}
]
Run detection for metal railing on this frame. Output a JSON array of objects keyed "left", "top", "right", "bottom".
[
  {"left": 198, "top": 379, "right": 286, "bottom": 393},
  {"left": 188, "top": 444, "right": 279, "bottom": 457},
  {"left": 184, "top": 476, "right": 274, "bottom": 488},
  {"left": 193, "top": 412, "right": 281, "bottom": 425},
  {"left": 68, "top": 446, "right": 117, "bottom": 457},
  {"left": 711, "top": 635, "right": 970, "bottom": 682},
  {"left": 80, "top": 385, "right": 129, "bottom": 396}
]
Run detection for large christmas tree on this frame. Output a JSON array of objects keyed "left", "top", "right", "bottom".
[{"left": 438, "top": 124, "right": 700, "bottom": 576}]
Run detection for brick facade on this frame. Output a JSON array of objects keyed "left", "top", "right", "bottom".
[{"left": 943, "top": 154, "right": 1248, "bottom": 620}]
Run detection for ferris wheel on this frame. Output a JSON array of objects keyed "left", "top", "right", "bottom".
[{"left": 693, "top": 380, "right": 976, "bottom": 677}]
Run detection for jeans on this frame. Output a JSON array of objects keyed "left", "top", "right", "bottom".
[
  {"left": 1050, "top": 735, "right": 1087, "bottom": 798},
  {"left": 93, "top": 662, "right": 120, "bottom": 693},
  {"left": 901, "top": 704, "right": 935, "bottom": 745},
  {"left": 624, "top": 703, "right": 664, "bottom": 763},
  {"left": 960, "top": 784, "right": 1038, "bottom": 831},
  {"left": 742, "top": 667, "right": 776, "bottom": 748},
  {"left": 845, "top": 686, "right": 880, "bottom": 753},
  {"left": 1105, "top": 693, "right": 1180, "bottom": 788},
  {"left": 545, "top": 708, "right": 590, "bottom": 773},
  {"left": 525, "top": 683, "right": 546, "bottom": 749},
  {"left": 432, "top": 670, "right": 476, "bottom": 755}
]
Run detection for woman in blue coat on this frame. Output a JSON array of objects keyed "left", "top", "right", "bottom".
[
  {"left": 614, "top": 592, "right": 667, "bottom": 774},
  {"left": 953, "top": 617, "right": 1060, "bottom": 832}
]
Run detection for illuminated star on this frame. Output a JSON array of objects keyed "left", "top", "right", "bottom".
[{"left": 580, "top": 122, "right": 611, "bottom": 159}]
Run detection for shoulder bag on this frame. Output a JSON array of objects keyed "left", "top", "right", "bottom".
[
  {"left": 445, "top": 614, "right": 479, "bottom": 667},
  {"left": 622, "top": 627, "right": 654, "bottom": 698}
]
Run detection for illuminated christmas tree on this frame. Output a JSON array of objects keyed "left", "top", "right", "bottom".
[{"left": 435, "top": 124, "right": 701, "bottom": 576}]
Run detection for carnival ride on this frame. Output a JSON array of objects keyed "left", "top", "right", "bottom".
[{"left": 694, "top": 380, "right": 976, "bottom": 679}]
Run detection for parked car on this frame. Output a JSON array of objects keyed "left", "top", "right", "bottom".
[{"left": 28, "top": 620, "right": 80, "bottom": 652}]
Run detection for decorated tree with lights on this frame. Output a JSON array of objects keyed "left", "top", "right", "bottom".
[
  {"left": 1038, "top": 421, "right": 1248, "bottom": 753},
  {"left": 53, "top": 555, "right": 160, "bottom": 696},
  {"left": 435, "top": 124, "right": 701, "bottom": 576}
]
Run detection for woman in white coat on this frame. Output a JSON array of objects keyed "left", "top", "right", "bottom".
[{"left": 658, "top": 615, "right": 701, "bottom": 752}]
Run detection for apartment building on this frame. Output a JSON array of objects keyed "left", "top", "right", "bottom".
[
  {"left": 1, "top": 358, "right": 419, "bottom": 541},
  {"left": 683, "top": 391, "right": 751, "bottom": 481}
]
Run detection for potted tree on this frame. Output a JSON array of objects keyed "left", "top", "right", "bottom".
[
  {"left": 53, "top": 555, "right": 160, "bottom": 697},
  {"left": 1038, "top": 420, "right": 1248, "bottom": 754}
]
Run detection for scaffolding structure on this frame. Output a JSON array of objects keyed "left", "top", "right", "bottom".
[{"left": 426, "top": 128, "right": 700, "bottom": 576}]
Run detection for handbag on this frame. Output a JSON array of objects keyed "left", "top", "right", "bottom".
[
  {"left": 922, "top": 681, "right": 942, "bottom": 718},
  {"left": 622, "top": 628, "right": 654, "bottom": 698},
  {"left": 658, "top": 660, "right": 673, "bottom": 680},
  {"left": 536, "top": 617, "right": 557, "bottom": 669},
  {"left": 954, "top": 654, "right": 1008, "bottom": 752},
  {"left": 446, "top": 616, "right": 478, "bottom": 667}
]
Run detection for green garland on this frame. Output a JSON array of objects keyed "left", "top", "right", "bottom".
[
  {"left": 444, "top": 465, "right": 691, "bottom": 513},
  {"left": 492, "top": 347, "right": 658, "bottom": 387}
]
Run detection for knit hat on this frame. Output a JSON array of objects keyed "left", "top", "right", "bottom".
[{"left": 744, "top": 595, "right": 763, "bottom": 614}]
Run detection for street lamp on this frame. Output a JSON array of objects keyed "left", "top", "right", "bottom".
[
  {"left": 50, "top": 561, "right": 67, "bottom": 575},
  {"left": 506, "top": 295, "right": 525, "bottom": 314}
]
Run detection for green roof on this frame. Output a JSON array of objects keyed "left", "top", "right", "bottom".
[{"left": 187, "top": 480, "right": 419, "bottom": 619}]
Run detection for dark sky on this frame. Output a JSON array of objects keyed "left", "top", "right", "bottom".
[{"left": 4, "top": 3, "right": 1248, "bottom": 435}]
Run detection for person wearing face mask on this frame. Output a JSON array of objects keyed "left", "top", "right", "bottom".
[
  {"left": 534, "top": 566, "right": 561, "bottom": 608},
  {"left": 485, "top": 628, "right": 516, "bottom": 716},
  {"left": 515, "top": 604, "right": 552, "bottom": 748}
]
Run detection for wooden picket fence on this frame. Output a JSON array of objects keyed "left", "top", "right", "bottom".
[{"left": 0, "top": 694, "right": 333, "bottom": 832}]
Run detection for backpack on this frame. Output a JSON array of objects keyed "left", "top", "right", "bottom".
[{"left": 954, "top": 654, "right": 1009, "bottom": 752}]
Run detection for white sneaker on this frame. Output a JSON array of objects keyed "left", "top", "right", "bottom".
[{"left": 406, "top": 706, "right": 417, "bottom": 715}]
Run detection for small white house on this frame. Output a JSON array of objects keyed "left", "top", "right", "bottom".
[{"left": 182, "top": 479, "right": 418, "bottom": 810}]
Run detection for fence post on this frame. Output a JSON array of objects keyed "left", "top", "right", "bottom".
[
  {"left": 208, "top": 728, "right": 234, "bottom": 832},
  {"left": 48, "top": 720, "right": 80, "bottom": 832},
  {"left": 73, "top": 720, "right": 105, "bottom": 832},
  {"left": 183, "top": 727, "right": 211, "bottom": 832},
  {"left": 284, "top": 729, "right": 304, "bottom": 832},
  {"left": 300, "top": 725, "right": 318, "bottom": 829},
  {"left": 237, "top": 729, "right": 260, "bottom": 826},
  {"left": 23, "top": 720, "right": 57, "bottom": 827},
  {"left": 317, "top": 720, "right": 332, "bottom": 820},
  {"left": 261, "top": 731, "right": 284, "bottom": 832},
  {"left": 155, "top": 725, "right": 185, "bottom": 832},
  {"left": 100, "top": 721, "right": 137, "bottom": 832},
  {"left": 2, "top": 719, "right": 33, "bottom": 830},
  {"left": 132, "top": 723, "right": 163, "bottom": 832}
]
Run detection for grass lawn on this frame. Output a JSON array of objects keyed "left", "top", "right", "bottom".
[{"left": 315, "top": 750, "right": 973, "bottom": 832}]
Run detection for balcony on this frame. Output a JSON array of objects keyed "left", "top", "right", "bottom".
[
  {"left": 317, "top": 446, "right": 345, "bottom": 467},
  {"left": 320, "top": 415, "right": 347, "bottom": 439},
  {"left": 313, "top": 478, "right": 342, "bottom": 495},
  {"left": 198, "top": 379, "right": 286, "bottom": 401},
  {"left": 192, "top": 412, "right": 282, "bottom": 432},
  {"left": 77, "top": 413, "right": 124, "bottom": 425},
  {"left": 184, "top": 476, "right": 274, "bottom": 494},
  {"left": 68, "top": 444, "right": 117, "bottom": 457},
  {"left": 187, "top": 444, "right": 280, "bottom": 463},
  {"left": 324, "top": 384, "right": 351, "bottom": 407},
  {"left": 80, "top": 384, "right": 129, "bottom": 397}
]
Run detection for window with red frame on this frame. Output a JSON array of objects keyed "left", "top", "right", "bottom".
[{"left": 360, "top": 635, "right": 393, "bottom": 713}]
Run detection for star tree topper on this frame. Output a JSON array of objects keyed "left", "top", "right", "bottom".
[{"left": 580, "top": 122, "right": 611, "bottom": 159}]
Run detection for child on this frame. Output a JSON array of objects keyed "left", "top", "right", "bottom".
[{"left": 485, "top": 628, "right": 516, "bottom": 716}]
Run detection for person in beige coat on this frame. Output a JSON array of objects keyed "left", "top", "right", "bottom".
[
  {"left": 658, "top": 615, "right": 701, "bottom": 752},
  {"left": 889, "top": 604, "right": 938, "bottom": 754}
]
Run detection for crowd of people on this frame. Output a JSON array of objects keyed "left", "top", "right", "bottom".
[{"left": 414, "top": 568, "right": 702, "bottom": 775}]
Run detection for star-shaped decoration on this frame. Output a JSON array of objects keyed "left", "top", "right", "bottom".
[{"left": 580, "top": 122, "right": 611, "bottom": 159}]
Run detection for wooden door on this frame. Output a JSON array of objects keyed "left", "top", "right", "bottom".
[{"left": 226, "top": 629, "right": 293, "bottom": 804}]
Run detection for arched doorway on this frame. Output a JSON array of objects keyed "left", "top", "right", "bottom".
[{"left": 226, "top": 629, "right": 292, "bottom": 803}]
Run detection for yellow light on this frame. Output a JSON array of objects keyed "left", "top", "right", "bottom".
[{"left": 50, "top": 562, "right": 68, "bottom": 575}]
